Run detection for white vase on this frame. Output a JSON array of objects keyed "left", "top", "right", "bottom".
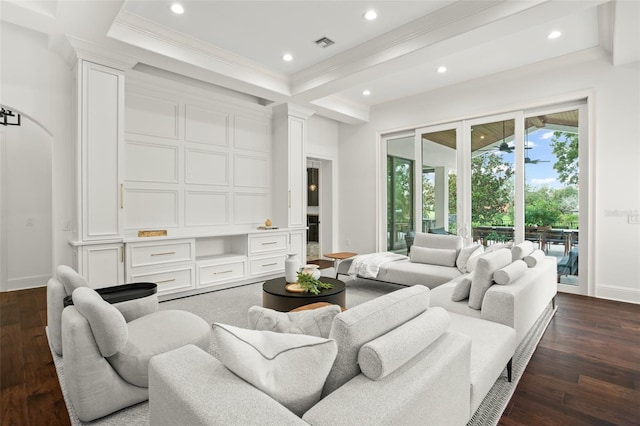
[
  {"left": 302, "top": 264, "right": 321, "bottom": 280},
  {"left": 285, "top": 253, "right": 300, "bottom": 283}
]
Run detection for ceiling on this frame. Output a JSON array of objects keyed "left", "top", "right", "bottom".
[{"left": 2, "top": 0, "right": 638, "bottom": 124}]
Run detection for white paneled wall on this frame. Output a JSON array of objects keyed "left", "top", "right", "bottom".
[{"left": 123, "top": 76, "right": 272, "bottom": 237}]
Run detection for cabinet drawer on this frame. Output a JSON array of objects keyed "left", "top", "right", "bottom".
[
  {"left": 128, "top": 240, "right": 194, "bottom": 268},
  {"left": 250, "top": 254, "right": 285, "bottom": 277},
  {"left": 249, "top": 234, "right": 287, "bottom": 255},
  {"left": 129, "top": 267, "right": 194, "bottom": 295},
  {"left": 198, "top": 260, "right": 246, "bottom": 288}
]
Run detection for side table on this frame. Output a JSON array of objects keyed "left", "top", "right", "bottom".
[{"left": 324, "top": 252, "right": 358, "bottom": 278}]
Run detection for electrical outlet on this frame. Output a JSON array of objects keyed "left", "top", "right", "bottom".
[
  {"left": 26, "top": 217, "right": 34, "bottom": 226},
  {"left": 629, "top": 214, "right": 640, "bottom": 224},
  {"left": 346, "top": 239, "right": 351, "bottom": 246}
]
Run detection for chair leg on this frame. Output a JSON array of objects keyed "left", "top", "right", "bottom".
[{"left": 507, "top": 358, "right": 513, "bottom": 382}]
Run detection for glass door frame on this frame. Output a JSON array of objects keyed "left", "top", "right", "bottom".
[{"left": 414, "top": 122, "right": 463, "bottom": 238}]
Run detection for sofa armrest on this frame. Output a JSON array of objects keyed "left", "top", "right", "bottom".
[
  {"left": 149, "top": 345, "right": 306, "bottom": 426},
  {"left": 113, "top": 295, "right": 159, "bottom": 322},
  {"left": 303, "top": 331, "right": 471, "bottom": 426},
  {"left": 481, "top": 257, "right": 557, "bottom": 343}
]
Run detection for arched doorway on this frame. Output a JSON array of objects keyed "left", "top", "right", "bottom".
[{"left": 0, "top": 109, "right": 53, "bottom": 291}]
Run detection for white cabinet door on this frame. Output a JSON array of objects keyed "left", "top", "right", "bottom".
[
  {"left": 80, "top": 61, "right": 124, "bottom": 241},
  {"left": 289, "top": 230, "right": 306, "bottom": 262},
  {"left": 79, "top": 243, "right": 125, "bottom": 288}
]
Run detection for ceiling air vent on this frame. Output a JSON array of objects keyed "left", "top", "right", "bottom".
[{"left": 315, "top": 37, "right": 335, "bottom": 48}]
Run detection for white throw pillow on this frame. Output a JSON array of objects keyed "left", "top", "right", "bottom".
[
  {"left": 410, "top": 246, "right": 457, "bottom": 267},
  {"left": 456, "top": 244, "right": 484, "bottom": 273},
  {"left": 247, "top": 304, "right": 341, "bottom": 338},
  {"left": 511, "top": 241, "right": 534, "bottom": 261},
  {"left": 485, "top": 242, "right": 513, "bottom": 253},
  {"left": 358, "top": 307, "right": 449, "bottom": 381},
  {"left": 524, "top": 249, "right": 546, "bottom": 267},
  {"left": 451, "top": 273, "right": 474, "bottom": 302},
  {"left": 468, "top": 248, "right": 512, "bottom": 310},
  {"left": 212, "top": 323, "right": 337, "bottom": 416},
  {"left": 494, "top": 260, "right": 528, "bottom": 285}
]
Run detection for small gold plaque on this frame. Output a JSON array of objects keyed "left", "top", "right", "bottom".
[{"left": 138, "top": 230, "right": 168, "bottom": 238}]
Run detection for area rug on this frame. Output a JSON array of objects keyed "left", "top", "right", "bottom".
[{"left": 50, "top": 270, "right": 555, "bottom": 426}]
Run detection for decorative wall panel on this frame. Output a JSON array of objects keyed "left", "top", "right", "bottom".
[
  {"left": 125, "top": 141, "right": 178, "bottom": 183},
  {"left": 234, "top": 155, "right": 268, "bottom": 188},
  {"left": 185, "top": 148, "right": 228, "bottom": 185},
  {"left": 185, "top": 104, "right": 229, "bottom": 146},
  {"left": 185, "top": 191, "right": 229, "bottom": 227},
  {"left": 235, "top": 115, "right": 270, "bottom": 152},
  {"left": 124, "top": 189, "right": 178, "bottom": 229},
  {"left": 234, "top": 193, "right": 268, "bottom": 225},
  {"left": 126, "top": 92, "right": 179, "bottom": 139}
]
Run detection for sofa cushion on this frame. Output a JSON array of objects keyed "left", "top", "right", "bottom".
[
  {"left": 524, "top": 249, "right": 546, "bottom": 267},
  {"left": 413, "top": 232, "right": 463, "bottom": 251},
  {"left": 494, "top": 260, "right": 528, "bottom": 285},
  {"left": 358, "top": 307, "right": 449, "bottom": 381},
  {"left": 410, "top": 246, "right": 457, "bottom": 267},
  {"left": 247, "top": 304, "right": 341, "bottom": 338},
  {"left": 511, "top": 241, "right": 534, "bottom": 261},
  {"left": 72, "top": 287, "right": 127, "bottom": 357},
  {"left": 468, "top": 248, "right": 512, "bottom": 310},
  {"left": 324, "top": 285, "right": 430, "bottom": 396},
  {"left": 212, "top": 323, "right": 337, "bottom": 416},
  {"left": 448, "top": 313, "right": 517, "bottom": 413},
  {"left": 108, "top": 310, "right": 210, "bottom": 387},
  {"left": 451, "top": 273, "right": 473, "bottom": 302},
  {"left": 378, "top": 261, "right": 461, "bottom": 289},
  {"left": 456, "top": 244, "right": 484, "bottom": 273}
]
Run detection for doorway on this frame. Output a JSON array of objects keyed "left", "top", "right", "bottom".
[
  {"left": 0, "top": 113, "right": 53, "bottom": 291},
  {"left": 306, "top": 157, "right": 334, "bottom": 263}
]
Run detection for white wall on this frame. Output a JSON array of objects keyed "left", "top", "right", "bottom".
[
  {"left": 1, "top": 22, "right": 74, "bottom": 289},
  {"left": 339, "top": 48, "right": 640, "bottom": 303},
  {"left": 1, "top": 118, "right": 52, "bottom": 290}
]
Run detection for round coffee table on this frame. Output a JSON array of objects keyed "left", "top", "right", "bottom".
[{"left": 262, "top": 277, "right": 346, "bottom": 312}]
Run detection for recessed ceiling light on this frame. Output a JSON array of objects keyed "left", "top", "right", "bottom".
[
  {"left": 362, "top": 90, "right": 371, "bottom": 96},
  {"left": 547, "top": 30, "right": 562, "bottom": 39},
  {"left": 364, "top": 10, "right": 377, "bottom": 21},
  {"left": 282, "top": 53, "right": 293, "bottom": 62},
  {"left": 437, "top": 66, "right": 447, "bottom": 73},
  {"left": 170, "top": 3, "right": 184, "bottom": 14}
]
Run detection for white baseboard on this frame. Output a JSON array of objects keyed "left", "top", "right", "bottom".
[
  {"left": 2, "top": 274, "right": 50, "bottom": 292},
  {"left": 596, "top": 284, "right": 640, "bottom": 304}
]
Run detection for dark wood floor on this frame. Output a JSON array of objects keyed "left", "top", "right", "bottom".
[{"left": 1, "top": 288, "right": 638, "bottom": 425}]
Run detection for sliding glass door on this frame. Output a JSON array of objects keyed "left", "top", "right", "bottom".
[
  {"left": 381, "top": 100, "right": 588, "bottom": 294},
  {"left": 386, "top": 136, "right": 415, "bottom": 253}
]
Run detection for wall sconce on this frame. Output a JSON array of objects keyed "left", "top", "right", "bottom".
[{"left": 1, "top": 107, "right": 21, "bottom": 126}]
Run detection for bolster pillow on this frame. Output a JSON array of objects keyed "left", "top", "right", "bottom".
[
  {"left": 524, "top": 249, "right": 546, "bottom": 267},
  {"left": 410, "top": 246, "right": 457, "bottom": 267},
  {"left": 358, "top": 307, "right": 449, "bottom": 381},
  {"left": 494, "top": 260, "right": 528, "bottom": 285},
  {"left": 511, "top": 240, "right": 534, "bottom": 261}
]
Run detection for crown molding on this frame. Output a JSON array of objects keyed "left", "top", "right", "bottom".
[
  {"left": 61, "top": 36, "right": 139, "bottom": 71},
  {"left": 272, "top": 103, "right": 316, "bottom": 120},
  {"left": 107, "top": 11, "right": 290, "bottom": 96}
]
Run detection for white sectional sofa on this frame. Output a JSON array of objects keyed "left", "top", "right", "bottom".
[
  {"left": 149, "top": 285, "right": 517, "bottom": 425},
  {"left": 337, "top": 232, "right": 468, "bottom": 288}
]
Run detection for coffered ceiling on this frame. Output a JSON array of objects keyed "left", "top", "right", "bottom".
[{"left": 2, "top": 0, "right": 638, "bottom": 124}]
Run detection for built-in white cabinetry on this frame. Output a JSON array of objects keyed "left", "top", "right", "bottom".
[
  {"left": 122, "top": 77, "right": 273, "bottom": 236},
  {"left": 71, "top": 242, "right": 125, "bottom": 288},
  {"left": 289, "top": 229, "right": 306, "bottom": 263},
  {"left": 272, "top": 104, "right": 314, "bottom": 229},
  {"left": 69, "top": 60, "right": 125, "bottom": 286},
  {"left": 78, "top": 61, "right": 124, "bottom": 241}
]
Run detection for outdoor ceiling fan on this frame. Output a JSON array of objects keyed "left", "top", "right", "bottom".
[{"left": 525, "top": 154, "right": 550, "bottom": 164}]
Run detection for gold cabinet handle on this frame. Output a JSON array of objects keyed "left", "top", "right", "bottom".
[
  {"left": 156, "top": 278, "right": 176, "bottom": 284},
  {"left": 151, "top": 251, "right": 176, "bottom": 256},
  {"left": 214, "top": 270, "right": 233, "bottom": 275},
  {"left": 262, "top": 262, "right": 277, "bottom": 267},
  {"left": 262, "top": 241, "right": 277, "bottom": 245},
  {"left": 120, "top": 184, "right": 124, "bottom": 209}
]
